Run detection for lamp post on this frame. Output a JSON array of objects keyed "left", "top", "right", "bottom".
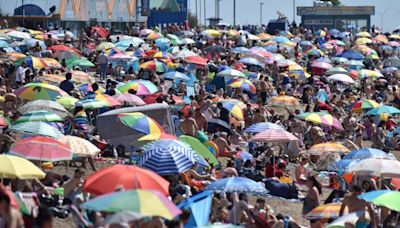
[
  {"left": 233, "top": 0, "right": 236, "bottom": 26},
  {"left": 22, "top": 0, "right": 25, "bottom": 27},
  {"left": 292, "top": 0, "right": 295, "bottom": 23},
  {"left": 204, "top": 0, "right": 206, "bottom": 27},
  {"left": 260, "top": 2, "right": 264, "bottom": 25}
]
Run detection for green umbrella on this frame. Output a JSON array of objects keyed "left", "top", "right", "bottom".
[
  {"left": 14, "top": 110, "right": 63, "bottom": 124},
  {"left": 76, "top": 99, "right": 109, "bottom": 109},
  {"left": 178, "top": 135, "right": 219, "bottom": 166},
  {"left": 358, "top": 190, "right": 400, "bottom": 212},
  {"left": 66, "top": 57, "right": 95, "bottom": 69}
]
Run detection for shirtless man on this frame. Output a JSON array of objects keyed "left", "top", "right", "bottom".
[
  {"left": 259, "top": 76, "right": 268, "bottom": 104},
  {"left": 214, "top": 132, "right": 234, "bottom": 157},
  {"left": 194, "top": 108, "right": 208, "bottom": 131},
  {"left": 180, "top": 109, "right": 199, "bottom": 137},
  {"left": 253, "top": 109, "right": 266, "bottom": 123},
  {"left": 0, "top": 191, "right": 24, "bottom": 228},
  {"left": 339, "top": 185, "right": 376, "bottom": 228},
  {"left": 295, "top": 156, "right": 308, "bottom": 185}
]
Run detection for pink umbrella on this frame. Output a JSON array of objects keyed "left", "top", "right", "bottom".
[
  {"left": 250, "top": 129, "right": 298, "bottom": 143},
  {"left": 113, "top": 94, "right": 146, "bottom": 106},
  {"left": 311, "top": 61, "right": 333, "bottom": 69},
  {"left": 9, "top": 136, "right": 73, "bottom": 162}
]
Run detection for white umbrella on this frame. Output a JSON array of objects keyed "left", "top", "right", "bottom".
[
  {"left": 104, "top": 211, "right": 142, "bottom": 225},
  {"left": 247, "top": 34, "right": 260, "bottom": 41},
  {"left": 7, "top": 31, "right": 31, "bottom": 39},
  {"left": 181, "top": 38, "right": 196, "bottom": 45},
  {"left": 327, "top": 74, "right": 355, "bottom": 84},
  {"left": 327, "top": 211, "right": 368, "bottom": 228},
  {"left": 250, "top": 129, "right": 298, "bottom": 143},
  {"left": 347, "top": 158, "right": 400, "bottom": 177}
]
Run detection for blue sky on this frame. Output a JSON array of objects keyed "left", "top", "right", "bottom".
[{"left": 188, "top": 0, "right": 400, "bottom": 32}]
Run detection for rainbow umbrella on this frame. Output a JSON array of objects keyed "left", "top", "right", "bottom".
[
  {"left": 358, "top": 190, "right": 400, "bottom": 212},
  {"left": 14, "top": 110, "right": 63, "bottom": 124},
  {"left": 146, "top": 32, "right": 163, "bottom": 40},
  {"left": 139, "top": 60, "right": 168, "bottom": 72},
  {"left": 0, "top": 115, "right": 10, "bottom": 128},
  {"left": 66, "top": 57, "right": 95, "bottom": 69},
  {"left": 357, "top": 69, "right": 383, "bottom": 79},
  {"left": 117, "top": 112, "right": 164, "bottom": 135},
  {"left": 296, "top": 112, "right": 343, "bottom": 130},
  {"left": 116, "top": 80, "right": 158, "bottom": 95},
  {"left": 305, "top": 203, "right": 342, "bottom": 220},
  {"left": 41, "top": 58, "right": 62, "bottom": 68},
  {"left": 307, "top": 142, "right": 349, "bottom": 155},
  {"left": 14, "top": 82, "right": 69, "bottom": 101},
  {"left": 269, "top": 95, "right": 300, "bottom": 107},
  {"left": 89, "top": 94, "right": 121, "bottom": 107},
  {"left": 14, "top": 56, "right": 47, "bottom": 69},
  {"left": 82, "top": 189, "right": 181, "bottom": 220},
  {"left": 9, "top": 122, "right": 64, "bottom": 138},
  {"left": 9, "top": 136, "right": 72, "bottom": 162},
  {"left": 221, "top": 102, "right": 244, "bottom": 120},
  {"left": 227, "top": 78, "right": 256, "bottom": 94},
  {"left": 351, "top": 99, "right": 380, "bottom": 113}
]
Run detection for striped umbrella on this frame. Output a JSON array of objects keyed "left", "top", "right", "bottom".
[
  {"left": 117, "top": 80, "right": 158, "bottom": 95},
  {"left": 307, "top": 142, "right": 350, "bottom": 155},
  {"left": 227, "top": 78, "right": 256, "bottom": 94},
  {"left": 9, "top": 136, "right": 72, "bottom": 162},
  {"left": 296, "top": 112, "right": 343, "bottom": 130},
  {"left": 14, "top": 110, "right": 63, "bottom": 124},
  {"left": 0, "top": 115, "right": 10, "bottom": 128},
  {"left": 206, "top": 177, "right": 268, "bottom": 195},
  {"left": 58, "top": 136, "right": 101, "bottom": 157},
  {"left": 305, "top": 203, "right": 342, "bottom": 220},
  {"left": 351, "top": 99, "right": 380, "bottom": 113},
  {"left": 250, "top": 129, "right": 298, "bottom": 143},
  {"left": 244, "top": 122, "right": 283, "bottom": 134},
  {"left": 221, "top": 102, "right": 244, "bottom": 120},
  {"left": 117, "top": 112, "right": 164, "bottom": 135},
  {"left": 18, "top": 100, "right": 70, "bottom": 119},
  {"left": 9, "top": 122, "right": 64, "bottom": 138},
  {"left": 82, "top": 190, "right": 181, "bottom": 220},
  {"left": 139, "top": 60, "right": 168, "bottom": 72},
  {"left": 139, "top": 139, "right": 196, "bottom": 175},
  {"left": 14, "top": 56, "right": 47, "bottom": 69},
  {"left": 14, "top": 83, "right": 69, "bottom": 101}
]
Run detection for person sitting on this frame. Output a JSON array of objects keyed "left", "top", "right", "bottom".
[{"left": 265, "top": 178, "right": 299, "bottom": 199}]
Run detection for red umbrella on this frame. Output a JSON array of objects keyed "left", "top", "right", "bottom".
[
  {"left": 9, "top": 136, "right": 73, "bottom": 162},
  {"left": 83, "top": 165, "right": 170, "bottom": 195},
  {"left": 91, "top": 26, "right": 109, "bottom": 38},
  {"left": 184, "top": 56, "right": 208, "bottom": 66},
  {"left": 47, "top": 45, "right": 81, "bottom": 54}
]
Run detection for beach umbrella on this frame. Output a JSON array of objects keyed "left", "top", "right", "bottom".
[
  {"left": 238, "top": 57, "right": 262, "bottom": 66},
  {"left": 9, "top": 136, "right": 72, "bottom": 162},
  {"left": 7, "top": 30, "right": 31, "bottom": 39},
  {"left": 340, "top": 50, "right": 364, "bottom": 60},
  {"left": 117, "top": 112, "right": 164, "bottom": 135},
  {"left": 147, "top": 32, "right": 163, "bottom": 40},
  {"left": 14, "top": 110, "right": 63, "bottom": 124},
  {"left": 82, "top": 189, "right": 181, "bottom": 220},
  {"left": 366, "top": 105, "right": 400, "bottom": 115},
  {"left": 180, "top": 38, "right": 196, "bottom": 45},
  {"left": 175, "top": 50, "right": 197, "bottom": 59},
  {"left": 351, "top": 99, "right": 380, "bottom": 113},
  {"left": 104, "top": 211, "right": 142, "bottom": 225},
  {"left": 305, "top": 203, "right": 341, "bottom": 220},
  {"left": 307, "top": 48, "right": 324, "bottom": 57},
  {"left": 355, "top": 37, "right": 372, "bottom": 45},
  {"left": 58, "top": 136, "right": 100, "bottom": 157},
  {"left": 347, "top": 158, "right": 400, "bottom": 177},
  {"left": 75, "top": 99, "right": 109, "bottom": 109},
  {"left": 356, "top": 69, "right": 383, "bottom": 79},
  {"left": 116, "top": 80, "right": 158, "bottom": 95},
  {"left": 139, "top": 139, "right": 196, "bottom": 175},
  {"left": 18, "top": 100, "right": 70, "bottom": 118},
  {"left": 325, "top": 67, "right": 348, "bottom": 76},
  {"left": 66, "top": 57, "right": 95, "bottom": 68},
  {"left": 87, "top": 94, "right": 121, "bottom": 107},
  {"left": 14, "top": 56, "right": 47, "bottom": 69},
  {"left": 328, "top": 39, "right": 345, "bottom": 46},
  {"left": 227, "top": 78, "right": 256, "bottom": 94},
  {"left": 139, "top": 60, "right": 168, "bottom": 72},
  {"left": 136, "top": 133, "right": 177, "bottom": 147},
  {"left": 113, "top": 94, "right": 145, "bottom": 106},
  {"left": 356, "top": 31, "right": 371, "bottom": 38},
  {"left": 327, "top": 74, "right": 355, "bottom": 84},
  {"left": 327, "top": 211, "right": 368, "bottom": 228},
  {"left": 9, "top": 122, "right": 63, "bottom": 138},
  {"left": 232, "top": 46, "right": 249, "bottom": 54},
  {"left": 184, "top": 56, "right": 208, "bottom": 66},
  {"left": 296, "top": 112, "right": 343, "bottom": 130},
  {"left": 0, "top": 155, "right": 45, "bottom": 179},
  {"left": 161, "top": 71, "right": 190, "bottom": 81},
  {"left": 178, "top": 135, "right": 219, "bottom": 166},
  {"left": 206, "top": 177, "right": 268, "bottom": 194},
  {"left": 0, "top": 40, "right": 8, "bottom": 48},
  {"left": 271, "top": 36, "right": 290, "bottom": 44},
  {"left": 382, "top": 66, "right": 398, "bottom": 74},
  {"left": 373, "top": 34, "right": 389, "bottom": 44},
  {"left": 343, "top": 148, "right": 395, "bottom": 160},
  {"left": 108, "top": 52, "right": 136, "bottom": 61},
  {"left": 203, "top": 29, "right": 221, "bottom": 37},
  {"left": 307, "top": 142, "right": 349, "bottom": 155},
  {"left": 95, "top": 42, "right": 115, "bottom": 51},
  {"left": 328, "top": 159, "right": 359, "bottom": 172},
  {"left": 176, "top": 30, "right": 194, "bottom": 37},
  {"left": 311, "top": 61, "right": 333, "bottom": 70},
  {"left": 244, "top": 122, "right": 283, "bottom": 134},
  {"left": 216, "top": 69, "right": 246, "bottom": 78},
  {"left": 389, "top": 41, "right": 400, "bottom": 47},
  {"left": 358, "top": 190, "right": 400, "bottom": 212},
  {"left": 221, "top": 102, "right": 244, "bottom": 120},
  {"left": 207, "top": 119, "right": 232, "bottom": 135},
  {"left": 0, "top": 115, "right": 10, "bottom": 128},
  {"left": 139, "top": 29, "right": 154, "bottom": 37},
  {"left": 269, "top": 95, "right": 300, "bottom": 107},
  {"left": 143, "top": 92, "right": 184, "bottom": 105},
  {"left": 204, "top": 45, "right": 226, "bottom": 56},
  {"left": 257, "top": 33, "right": 273, "bottom": 40},
  {"left": 250, "top": 128, "right": 298, "bottom": 143},
  {"left": 84, "top": 165, "right": 169, "bottom": 196},
  {"left": 56, "top": 97, "right": 79, "bottom": 110}
]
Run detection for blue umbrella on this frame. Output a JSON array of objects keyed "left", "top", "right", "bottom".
[
  {"left": 244, "top": 122, "right": 283, "bottom": 133},
  {"left": 366, "top": 105, "right": 400, "bottom": 115},
  {"left": 231, "top": 46, "right": 249, "bottom": 54},
  {"left": 314, "top": 57, "right": 331, "bottom": 63},
  {"left": 343, "top": 148, "right": 395, "bottom": 160},
  {"left": 0, "top": 40, "right": 8, "bottom": 48},
  {"left": 206, "top": 177, "right": 268, "bottom": 194},
  {"left": 240, "top": 151, "right": 253, "bottom": 162},
  {"left": 264, "top": 45, "right": 278, "bottom": 53},
  {"left": 380, "top": 45, "right": 393, "bottom": 51},
  {"left": 316, "top": 89, "right": 329, "bottom": 102},
  {"left": 271, "top": 36, "right": 290, "bottom": 44},
  {"left": 331, "top": 57, "right": 349, "bottom": 64},
  {"left": 329, "top": 29, "right": 341, "bottom": 36},
  {"left": 140, "top": 139, "right": 196, "bottom": 175},
  {"left": 161, "top": 71, "right": 190, "bottom": 81},
  {"left": 328, "top": 159, "right": 359, "bottom": 172},
  {"left": 178, "top": 191, "right": 212, "bottom": 228},
  {"left": 339, "top": 50, "right": 364, "bottom": 60},
  {"left": 382, "top": 67, "right": 398, "bottom": 74},
  {"left": 238, "top": 57, "right": 262, "bottom": 66},
  {"left": 300, "top": 40, "right": 313, "bottom": 46}
]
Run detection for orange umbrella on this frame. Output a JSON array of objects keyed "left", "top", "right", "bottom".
[{"left": 83, "top": 164, "right": 170, "bottom": 196}]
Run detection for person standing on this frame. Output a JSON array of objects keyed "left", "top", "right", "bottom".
[
  {"left": 97, "top": 52, "right": 108, "bottom": 80},
  {"left": 60, "top": 72, "right": 75, "bottom": 95},
  {"left": 15, "top": 62, "right": 26, "bottom": 87},
  {"left": 303, "top": 174, "right": 322, "bottom": 228}
]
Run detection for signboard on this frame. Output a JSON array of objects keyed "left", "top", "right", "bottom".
[
  {"left": 141, "top": 0, "right": 150, "bottom": 16},
  {"left": 297, "top": 6, "right": 375, "bottom": 16}
]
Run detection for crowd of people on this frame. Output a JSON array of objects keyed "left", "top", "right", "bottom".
[{"left": 0, "top": 20, "right": 398, "bottom": 228}]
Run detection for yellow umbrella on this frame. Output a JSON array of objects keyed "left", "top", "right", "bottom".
[
  {"left": 203, "top": 29, "right": 221, "bottom": 37},
  {"left": 355, "top": 38, "right": 372, "bottom": 45},
  {"left": 356, "top": 31, "right": 371, "bottom": 38},
  {"left": 0, "top": 155, "right": 45, "bottom": 179},
  {"left": 389, "top": 34, "right": 400, "bottom": 40},
  {"left": 373, "top": 34, "right": 388, "bottom": 44},
  {"left": 57, "top": 97, "right": 79, "bottom": 110},
  {"left": 58, "top": 136, "right": 101, "bottom": 157},
  {"left": 257, "top": 33, "right": 273, "bottom": 40},
  {"left": 269, "top": 95, "right": 300, "bottom": 107},
  {"left": 307, "top": 142, "right": 349, "bottom": 155}
]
